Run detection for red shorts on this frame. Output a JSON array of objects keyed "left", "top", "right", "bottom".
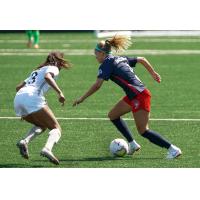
[{"left": 123, "top": 89, "right": 151, "bottom": 113}]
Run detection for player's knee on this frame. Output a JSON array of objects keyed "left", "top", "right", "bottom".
[
  {"left": 50, "top": 123, "right": 62, "bottom": 133},
  {"left": 108, "top": 111, "right": 115, "bottom": 121},
  {"left": 137, "top": 125, "right": 148, "bottom": 135}
]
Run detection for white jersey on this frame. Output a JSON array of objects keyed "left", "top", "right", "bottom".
[{"left": 17, "top": 65, "right": 59, "bottom": 97}]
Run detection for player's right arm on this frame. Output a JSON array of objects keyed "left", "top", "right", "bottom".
[
  {"left": 73, "top": 59, "right": 112, "bottom": 107},
  {"left": 73, "top": 78, "right": 104, "bottom": 106},
  {"left": 45, "top": 72, "right": 65, "bottom": 106}
]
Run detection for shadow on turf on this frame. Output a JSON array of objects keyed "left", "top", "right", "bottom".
[
  {"left": 60, "top": 157, "right": 162, "bottom": 162},
  {"left": 33, "top": 156, "right": 128, "bottom": 163},
  {"left": 60, "top": 156, "right": 126, "bottom": 162},
  {"left": 0, "top": 163, "right": 45, "bottom": 168},
  {"left": 34, "top": 156, "right": 162, "bottom": 163}
]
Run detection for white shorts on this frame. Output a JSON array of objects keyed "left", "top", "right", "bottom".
[{"left": 14, "top": 93, "right": 47, "bottom": 117}]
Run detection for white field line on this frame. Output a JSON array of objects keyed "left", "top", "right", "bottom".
[
  {"left": 0, "top": 40, "right": 98, "bottom": 43},
  {"left": 1, "top": 49, "right": 200, "bottom": 56},
  {"left": 1, "top": 38, "right": 200, "bottom": 43},
  {"left": 0, "top": 117, "right": 200, "bottom": 121}
]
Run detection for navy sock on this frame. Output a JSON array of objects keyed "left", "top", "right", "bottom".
[
  {"left": 111, "top": 118, "right": 133, "bottom": 142},
  {"left": 142, "top": 130, "right": 171, "bottom": 149}
]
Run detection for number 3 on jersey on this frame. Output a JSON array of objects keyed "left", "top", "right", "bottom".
[{"left": 28, "top": 71, "right": 38, "bottom": 84}]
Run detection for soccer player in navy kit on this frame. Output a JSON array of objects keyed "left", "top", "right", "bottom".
[{"left": 73, "top": 35, "right": 182, "bottom": 159}]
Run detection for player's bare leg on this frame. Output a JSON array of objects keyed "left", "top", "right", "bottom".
[
  {"left": 22, "top": 105, "right": 61, "bottom": 165},
  {"left": 17, "top": 126, "right": 45, "bottom": 159},
  {"left": 26, "top": 31, "right": 33, "bottom": 48},
  {"left": 27, "top": 40, "right": 32, "bottom": 48},
  {"left": 108, "top": 99, "right": 141, "bottom": 155},
  {"left": 17, "top": 109, "right": 60, "bottom": 164},
  {"left": 132, "top": 109, "right": 150, "bottom": 134},
  {"left": 17, "top": 114, "right": 46, "bottom": 159}
]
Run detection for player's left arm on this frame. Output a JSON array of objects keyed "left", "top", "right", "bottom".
[
  {"left": 16, "top": 81, "right": 26, "bottom": 92},
  {"left": 73, "top": 78, "right": 104, "bottom": 106},
  {"left": 137, "top": 57, "right": 161, "bottom": 83}
]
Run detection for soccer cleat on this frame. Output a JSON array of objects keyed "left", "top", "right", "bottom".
[
  {"left": 34, "top": 44, "right": 39, "bottom": 49},
  {"left": 128, "top": 141, "right": 141, "bottom": 155},
  {"left": 166, "top": 145, "right": 182, "bottom": 159},
  {"left": 17, "top": 140, "right": 29, "bottom": 159},
  {"left": 27, "top": 41, "right": 32, "bottom": 48},
  {"left": 40, "top": 148, "right": 59, "bottom": 165}
]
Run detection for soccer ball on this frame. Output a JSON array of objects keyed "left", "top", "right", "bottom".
[{"left": 110, "top": 138, "right": 129, "bottom": 157}]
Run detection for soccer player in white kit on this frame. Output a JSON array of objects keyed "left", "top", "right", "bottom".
[{"left": 14, "top": 52, "right": 71, "bottom": 165}]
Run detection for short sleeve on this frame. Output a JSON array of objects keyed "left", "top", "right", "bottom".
[
  {"left": 126, "top": 57, "right": 137, "bottom": 67},
  {"left": 24, "top": 77, "right": 29, "bottom": 83},
  {"left": 97, "top": 60, "right": 112, "bottom": 81},
  {"left": 46, "top": 66, "right": 59, "bottom": 77}
]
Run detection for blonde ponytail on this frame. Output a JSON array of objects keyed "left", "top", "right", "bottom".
[{"left": 106, "top": 35, "right": 132, "bottom": 52}]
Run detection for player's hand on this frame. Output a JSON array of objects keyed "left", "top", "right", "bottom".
[
  {"left": 73, "top": 97, "right": 84, "bottom": 107},
  {"left": 152, "top": 72, "right": 161, "bottom": 83},
  {"left": 58, "top": 92, "right": 65, "bottom": 106}
]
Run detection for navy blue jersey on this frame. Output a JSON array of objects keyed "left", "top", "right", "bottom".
[{"left": 97, "top": 55, "right": 145, "bottom": 100}]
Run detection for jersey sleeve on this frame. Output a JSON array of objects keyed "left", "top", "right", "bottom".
[
  {"left": 46, "top": 66, "right": 59, "bottom": 77},
  {"left": 97, "top": 60, "right": 112, "bottom": 81},
  {"left": 126, "top": 57, "right": 138, "bottom": 67},
  {"left": 24, "top": 77, "right": 29, "bottom": 83}
]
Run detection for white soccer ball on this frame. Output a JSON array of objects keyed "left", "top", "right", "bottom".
[{"left": 110, "top": 138, "right": 129, "bottom": 157}]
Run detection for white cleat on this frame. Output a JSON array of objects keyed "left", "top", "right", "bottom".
[
  {"left": 17, "top": 140, "right": 29, "bottom": 159},
  {"left": 166, "top": 145, "right": 182, "bottom": 159},
  {"left": 128, "top": 141, "right": 141, "bottom": 155},
  {"left": 40, "top": 148, "right": 59, "bottom": 165}
]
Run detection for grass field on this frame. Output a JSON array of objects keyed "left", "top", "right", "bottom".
[{"left": 0, "top": 32, "right": 199, "bottom": 168}]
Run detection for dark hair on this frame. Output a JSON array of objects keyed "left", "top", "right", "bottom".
[{"left": 37, "top": 51, "right": 71, "bottom": 69}]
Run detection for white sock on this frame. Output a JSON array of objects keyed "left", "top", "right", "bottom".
[
  {"left": 44, "top": 128, "right": 61, "bottom": 151},
  {"left": 168, "top": 144, "right": 179, "bottom": 151},
  {"left": 129, "top": 140, "right": 138, "bottom": 147},
  {"left": 24, "top": 126, "right": 43, "bottom": 144}
]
